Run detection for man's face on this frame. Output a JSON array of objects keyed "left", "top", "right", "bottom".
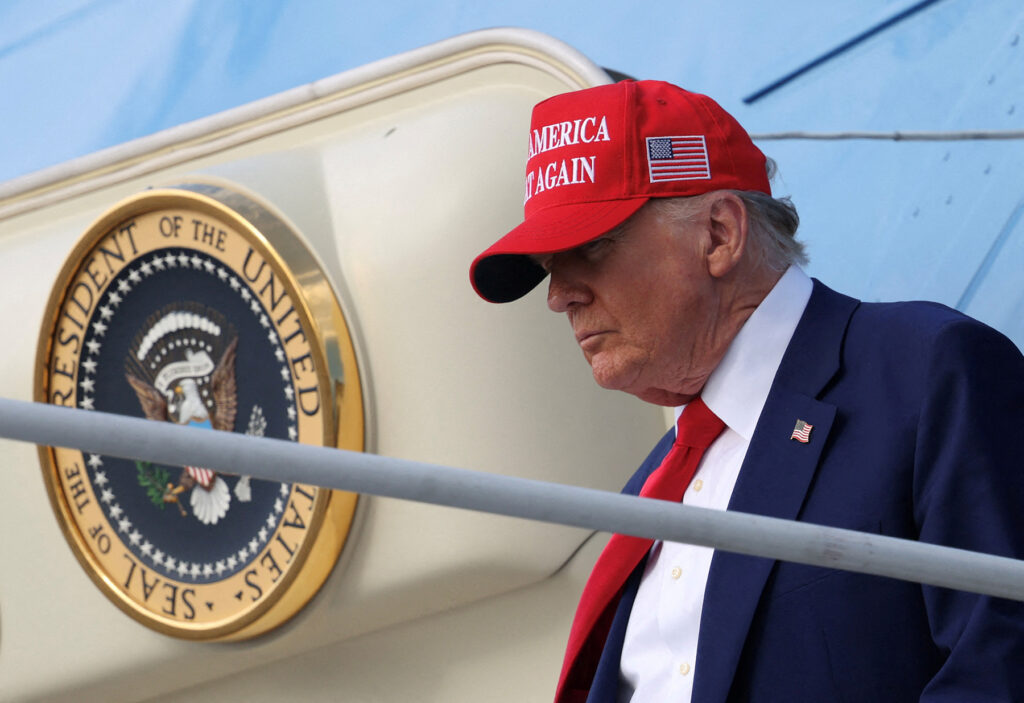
[{"left": 537, "top": 200, "right": 723, "bottom": 406}]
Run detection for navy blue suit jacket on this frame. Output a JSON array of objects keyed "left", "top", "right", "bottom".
[{"left": 586, "top": 280, "right": 1024, "bottom": 702}]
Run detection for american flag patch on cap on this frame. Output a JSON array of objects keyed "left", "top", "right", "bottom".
[{"left": 646, "top": 135, "right": 711, "bottom": 183}]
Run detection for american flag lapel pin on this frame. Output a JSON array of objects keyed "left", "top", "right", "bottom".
[{"left": 790, "top": 419, "right": 813, "bottom": 443}]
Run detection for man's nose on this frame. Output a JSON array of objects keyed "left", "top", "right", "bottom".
[{"left": 546, "top": 263, "right": 591, "bottom": 312}]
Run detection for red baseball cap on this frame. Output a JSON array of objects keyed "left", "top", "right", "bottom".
[{"left": 470, "top": 80, "right": 771, "bottom": 303}]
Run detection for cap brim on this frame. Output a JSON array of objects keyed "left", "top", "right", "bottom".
[{"left": 470, "top": 197, "right": 649, "bottom": 303}]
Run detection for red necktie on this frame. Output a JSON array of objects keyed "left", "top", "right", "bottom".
[{"left": 555, "top": 397, "right": 725, "bottom": 702}]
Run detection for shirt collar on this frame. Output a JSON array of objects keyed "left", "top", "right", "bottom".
[{"left": 675, "top": 266, "right": 813, "bottom": 440}]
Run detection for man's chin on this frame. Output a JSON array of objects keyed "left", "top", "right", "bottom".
[{"left": 589, "top": 361, "right": 638, "bottom": 394}]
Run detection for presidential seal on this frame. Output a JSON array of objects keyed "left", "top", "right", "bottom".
[{"left": 35, "top": 183, "right": 365, "bottom": 641}]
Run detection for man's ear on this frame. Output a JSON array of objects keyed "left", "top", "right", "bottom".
[{"left": 705, "top": 192, "right": 748, "bottom": 278}]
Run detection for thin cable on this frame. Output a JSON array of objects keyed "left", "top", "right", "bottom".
[{"left": 751, "top": 129, "right": 1024, "bottom": 141}]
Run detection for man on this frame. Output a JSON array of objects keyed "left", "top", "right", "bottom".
[{"left": 470, "top": 80, "right": 1024, "bottom": 702}]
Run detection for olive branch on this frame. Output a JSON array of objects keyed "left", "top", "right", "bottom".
[{"left": 136, "top": 461, "right": 172, "bottom": 509}]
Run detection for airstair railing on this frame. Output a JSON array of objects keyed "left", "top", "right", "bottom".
[{"left": 3, "top": 396, "right": 1024, "bottom": 602}]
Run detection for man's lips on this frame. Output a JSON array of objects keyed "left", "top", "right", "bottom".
[{"left": 575, "top": 330, "right": 609, "bottom": 348}]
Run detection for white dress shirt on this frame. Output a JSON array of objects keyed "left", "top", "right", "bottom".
[{"left": 617, "top": 266, "right": 813, "bottom": 702}]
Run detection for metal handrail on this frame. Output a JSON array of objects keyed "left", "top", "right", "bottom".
[{"left": 5, "top": 396, "right": 1024, "bottom": 602}]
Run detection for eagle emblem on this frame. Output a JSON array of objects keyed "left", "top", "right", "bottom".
[{"left": 124, "top": 302, "right": 251, "bottom": 524}]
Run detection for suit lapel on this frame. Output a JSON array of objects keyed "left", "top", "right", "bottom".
[{"left": 693, "top": 281, "right": 858, "bottom": 703}]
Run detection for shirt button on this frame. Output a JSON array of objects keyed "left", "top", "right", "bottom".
[
  {"left": 670, "top": 566, "right": 682, "bottom": 580},
  {"left": 692, "top": 479, "right": 704, "bottom": 492},
  {"left": 679, "top": 662, "right": 691, "bottom": 676}
]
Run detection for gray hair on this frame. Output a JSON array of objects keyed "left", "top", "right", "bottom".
[{"left": 648, "top": 159, "right": 808, "bottom": 272}]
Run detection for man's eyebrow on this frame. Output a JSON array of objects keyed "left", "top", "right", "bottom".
[
  {"left": 598, "top": 221, "right": 630, "bottom": 241},
  {"left": 531, "top": 252, "right": 553, "bottom": 270},
  {"left": 530, "top": 219, "right": 633, "bottom": 267}
]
